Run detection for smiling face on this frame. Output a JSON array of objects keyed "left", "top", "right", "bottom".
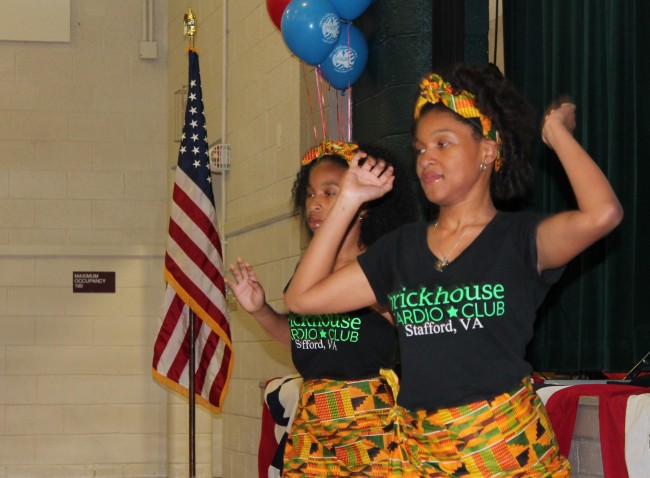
[
  {"left": 414, "top": 107, "right": 492, "bottom": 207},
  {"left": 305, "top": 159, "right": 348, "bottom": 232}
]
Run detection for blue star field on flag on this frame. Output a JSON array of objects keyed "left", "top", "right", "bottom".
[{"left": 178, "top": 50, "right": 213, "bottom": 198}]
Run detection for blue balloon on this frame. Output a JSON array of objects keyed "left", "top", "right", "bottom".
[
  {"left": 281, "top": 0, "right": 341, "bottom": 66},
  {"left": 329, "top": 0, "right": 372, "bottom": 20},
  {"left": 319, "top": 23, "right": 368, "bottom": 90}
]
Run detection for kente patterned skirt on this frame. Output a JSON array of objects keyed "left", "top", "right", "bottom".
[
  {"left": 282, "top": 375, "right": 403, "bottom": 477},
  {"left": 392, "top": 376, "right": 572, "bottom": 477}
]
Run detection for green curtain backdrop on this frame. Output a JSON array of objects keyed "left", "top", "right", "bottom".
[{"left": 504, "top": 0, "right": 650, "bottom": 373}]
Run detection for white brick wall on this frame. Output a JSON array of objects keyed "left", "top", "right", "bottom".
[
  {"left": 0, "top": 0, "right": 328, "bottom": 475},
  {"left": 0, "top": 0, "right": 170, "bottom": 476},
  {"left": 0, "top": 1, "right": 169, "bottom": 247},
  {"left": 0, "top": 253, "right": 167, "bottom": 477}
]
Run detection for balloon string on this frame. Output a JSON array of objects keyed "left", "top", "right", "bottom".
[
  {"left": 338, "top": 90, "right": 344, "bottom": 141},
  {"left": 315, "top": 68, "right": 327, "bottom": 139},
  {"left": 340, "top": 90, "right": 346, "bottom": 141},
  {"left": 335, "top": 87, "right": 339, "bottom": 140},
  {"left": 318, "top": 69, "right": 329, "bottom": 138},
  {"left": 345, "top": 23, "right": 352, "bottom": 141},
  {"left": 335, "top": 89, "right": 340, "bottom": 141},
  {"left": 301, "top": 63, "right": 319, "bottom": 144},
  {"left": 347, "top": 87, "right": 352, "bottom": 142},
  {"left": 346, "top": 24, "right": 352, "bottom": 92}
]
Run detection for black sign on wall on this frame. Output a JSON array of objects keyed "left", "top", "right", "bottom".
[{"left": 72, "top": 271, "right": 116, "bottom": 293}]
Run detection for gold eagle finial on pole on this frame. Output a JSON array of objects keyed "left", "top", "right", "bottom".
[{"left": 183, "top": 8, "right": 197, "bottom": 47}]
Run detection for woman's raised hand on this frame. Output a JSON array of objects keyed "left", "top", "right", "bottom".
[
  {"left": 225, "top": 257, "right": 266, "bottom": 314},
  {"left": 341, "top": 151, "right": 395, "bottom": 204},
  {"left": 542, "top": 101, "right": 577, "bottom": 150}
]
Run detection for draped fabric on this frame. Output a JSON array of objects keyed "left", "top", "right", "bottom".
[{"left": 503, "top": 1, "right": 650, "bottom": 373}]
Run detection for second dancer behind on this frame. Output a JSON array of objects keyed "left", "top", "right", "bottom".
[{"left": 226, "top": 140, "right": 418, "bottom": 477}]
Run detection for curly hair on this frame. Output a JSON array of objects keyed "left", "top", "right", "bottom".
[
  {"left": 291, "top": 144, "right": 419, "bottom": 247},
  {"left": 414, "top": 63, "right": 537, "bottom": 201}
]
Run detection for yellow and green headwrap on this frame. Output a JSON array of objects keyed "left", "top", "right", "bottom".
[
  {"left": 301, "top": 140, "right": 359, "bottom": 166},
  {"left": 414, "top": 73, "right": 503, "bottom": 171}
]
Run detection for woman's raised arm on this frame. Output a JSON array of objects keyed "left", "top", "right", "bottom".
[
  {"left": 536, "top": 102, "right": 623, "bottom": 272},
  {"left": 284, "top": 155, "right": 394, "bottom": 314}
]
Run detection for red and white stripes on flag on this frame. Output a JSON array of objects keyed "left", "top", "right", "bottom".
[{"left": 152, "top": 48, "right": 233, "bottom": 413}]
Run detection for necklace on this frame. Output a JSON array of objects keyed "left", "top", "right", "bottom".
[{"left": 432, "top": 221, "right": 467, "bottom": 272}]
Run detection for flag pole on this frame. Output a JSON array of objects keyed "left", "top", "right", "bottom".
[
  {"left": 153, "top": 6, "right": 233, "bottom": 477},
  {"left": 183, "top": 9, "right": 197, "bottom": 478},
  {"left": 189, "top": 309, "right": 196, "bottom": 478}
]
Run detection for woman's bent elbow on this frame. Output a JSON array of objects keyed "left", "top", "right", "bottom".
[
  {"left": 601, "top": 202, "right": 624, "bottom": 234},
  {"left": 284, "top": 293, "right": 303, "bottom": 313}
]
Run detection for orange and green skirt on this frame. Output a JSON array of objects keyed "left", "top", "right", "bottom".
[
  {"left": 282, "top": 375, "right": 403, "bottom": 477},
  {"left": 393, "top": 376, "right": 572, "bottom": 477}
]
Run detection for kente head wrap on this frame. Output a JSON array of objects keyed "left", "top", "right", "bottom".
[
  {"left": 301, "top": 140, "right": 359, "bottom": 166},
  {"left": 414, "top": 73, "right": 503, "bottom": 171}
]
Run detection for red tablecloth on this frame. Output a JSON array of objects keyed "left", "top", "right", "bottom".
[{"left": 543, "top": 384, "right": 648, "bottom": 478}]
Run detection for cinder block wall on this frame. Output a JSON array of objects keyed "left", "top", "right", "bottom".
[{"left": 0, "top": 0, "right": 169, "bottom": 476}]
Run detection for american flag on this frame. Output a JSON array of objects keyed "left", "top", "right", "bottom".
[{"left": 152, "top": 49, "right": 233, "bottom": 413}]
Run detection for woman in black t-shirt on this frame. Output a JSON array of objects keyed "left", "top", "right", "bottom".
[
  {"left": 285, "top": 64, "right": 623, "bottom": 476},
  {"left": 226, "top": 141, "right": 417, "bottom": 477}
]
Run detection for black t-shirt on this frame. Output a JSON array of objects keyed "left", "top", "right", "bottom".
[
  {"left": 358, "top": 211, "right": 564, "bottom": 411},
  {"left": 289, "top": 307, "right": 397, "bottom": 380}
]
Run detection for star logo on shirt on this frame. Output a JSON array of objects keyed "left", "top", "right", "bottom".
[{"left": 447, "top": 306, "right": 459, "bottom": 318}]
